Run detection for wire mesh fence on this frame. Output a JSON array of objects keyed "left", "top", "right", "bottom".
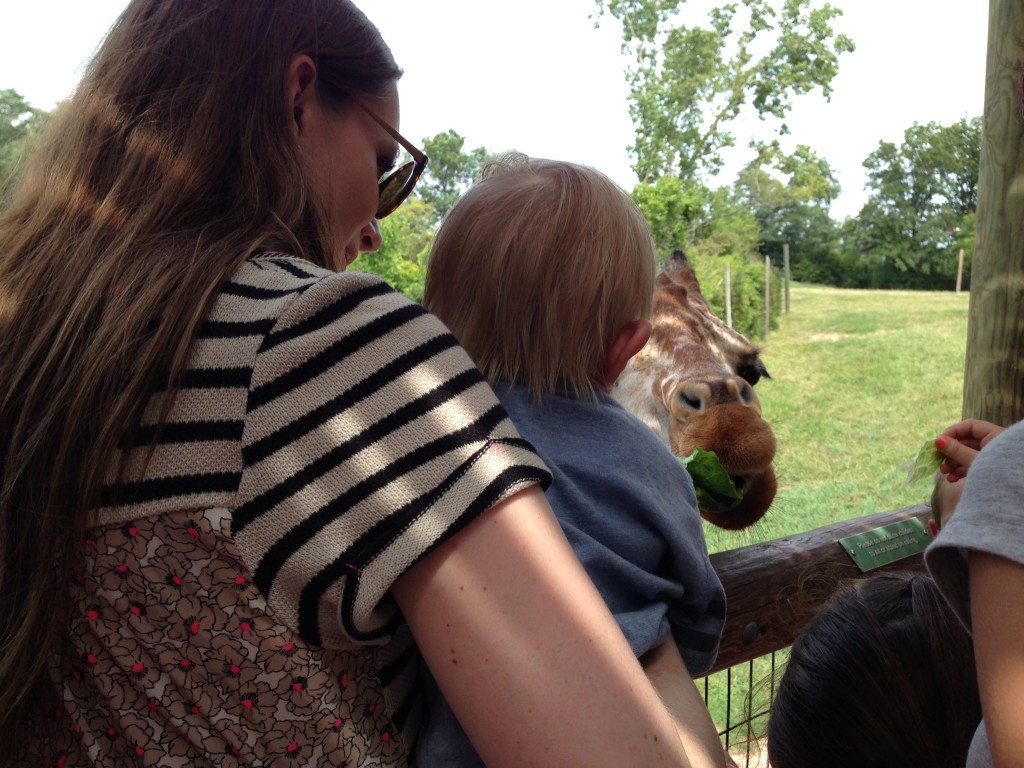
[{"left": 701, "top": 648, "right": 788, "bottom": 768}]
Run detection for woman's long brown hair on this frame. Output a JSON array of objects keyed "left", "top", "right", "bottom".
[{"left": 0, "top": 0, "right": 400, "bottom": 746}]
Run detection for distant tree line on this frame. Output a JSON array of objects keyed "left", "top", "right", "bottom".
[
  {"left": 0, "top": 89, "right": 47, "bottom": 205},
  {"left": 0, "top": 0, "right": 981, "bottom": 342}
]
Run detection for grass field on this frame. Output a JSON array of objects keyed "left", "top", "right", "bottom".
[{"left": 702, "top": 282, "right": 970, "bottom": 554}]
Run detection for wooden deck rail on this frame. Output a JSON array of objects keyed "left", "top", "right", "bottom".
[{"left": 706, "top": 503, "right": 932, "bottom": 675}]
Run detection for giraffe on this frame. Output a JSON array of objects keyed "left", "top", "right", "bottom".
[{"left": 613, "top": 250, "right": 777, "bottom": 530}]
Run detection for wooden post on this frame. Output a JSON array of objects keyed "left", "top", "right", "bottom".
[
  {"left": 724, "top": 262, "right": 733, "bottom": 328},
  {"left": 962, "top": 0, "right": 1024, "bottom": 423},
  {"left": 764, "top": 255, "right": 771, "bottom": 339},
  {"left": 956, "top": 247, "right": 965, "bottom": 293},
  {"left": 783, "top": 242, "right": 791, "bottom": 313}
]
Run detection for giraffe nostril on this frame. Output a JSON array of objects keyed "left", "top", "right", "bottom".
[
  {"left": 672, "top": 382, "right": 709, "bottom": 414},
  {"left": 738, "top": 380, "right": 754, "bottom": 406},
  {"left": 678, "top": 392, "right": 701, "bottom": 410}
]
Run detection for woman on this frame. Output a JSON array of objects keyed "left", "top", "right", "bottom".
[{"left": 0, "top": 1, "right": 693, "bottom": 766}]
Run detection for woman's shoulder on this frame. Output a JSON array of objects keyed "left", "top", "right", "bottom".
[
  {"left": 238, "top": 252, "right": 392, "bottom": 297},
  {"left": 217, "top": 253, "right": 420, "bottom": 335}
]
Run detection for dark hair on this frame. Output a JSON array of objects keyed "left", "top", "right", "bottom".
[
  {"left": 767, "top": 572, "right": 981, "bottom": 768},
  {"left": 0, "top": 0, "right": 399, "bottom": 749}
]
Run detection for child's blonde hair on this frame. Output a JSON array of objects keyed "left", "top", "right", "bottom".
[{"left": 424, "top": 154, "right": 656, "bottom": 401}]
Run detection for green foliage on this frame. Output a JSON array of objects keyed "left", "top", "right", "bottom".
[
  {"left": 634, "top": 180, "right": 781, "bottom": 339},
  {"left": 594, "top": 0, "right": 855, "bottom": 182},
  {"left": 0, "top": 89, "right": 47, "bottom": 206},
  {"left": 691, "top": 189, "right": 781, "bottom": 338},
  {"left": 764, "top": 204, "right": 842, "bottom": 283},
  {"left": 631, "top": 176, "right": 707, "bottom": 252},
  {"left": 839, "top": 117, "right": 980, "bottom": 289},
  {"left": 735, "top": 141, "right": 840, "bottom": 211},
  {"left": 680, "top": 448, "right": 743, "bottom": 513},
  {"left": 689, "top": 248, "right": 781, "bottom": 340},
  {"left": 354, "top": 198, "right": 435, "bottom": 302},
  {"left": 734, "top": 141, "right": 843, "bottom": 283},
  {"left": 415, "top": 130, "right": 496, "bottom": 223}
]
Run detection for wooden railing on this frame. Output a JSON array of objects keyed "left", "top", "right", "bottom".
[
  {"left": 706, "top": 502, "right": 932, "bottom": 674},
  {"left": 697, "top": 503, "right": 934, "bottom": 765}
]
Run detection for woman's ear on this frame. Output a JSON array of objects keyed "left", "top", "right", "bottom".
[
  {"left": 286, "top": 54, "right": 319, "bottom": 136},
  {"left": 604, "top": 320, "right": 652, "bottom": 386}
]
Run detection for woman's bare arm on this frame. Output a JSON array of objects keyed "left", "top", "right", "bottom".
[
  {"left": 642, "top": 638, "right": 736, "bottom": 768},
  {"left": 393, "top": 485, "right": 692, "bottom": 768}
]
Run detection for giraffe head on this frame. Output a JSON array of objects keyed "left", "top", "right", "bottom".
[{"left": 614, "top": 250, "right": 777, "bottom": 529}]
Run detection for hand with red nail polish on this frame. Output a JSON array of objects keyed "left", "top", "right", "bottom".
[{"left": 935, "top": 419, "right": 1005, "bottom": 481}]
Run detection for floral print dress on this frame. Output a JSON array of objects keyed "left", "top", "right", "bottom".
[{"left": 49, "top": 508, "right": 401, "bottom": 767}]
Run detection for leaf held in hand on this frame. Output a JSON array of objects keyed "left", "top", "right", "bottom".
[
  {"left": 904, "top": 439, "right": 944, "bottom": 486},
  {"left": 680, "top": 447, "right": 743, "bottom": 514}
]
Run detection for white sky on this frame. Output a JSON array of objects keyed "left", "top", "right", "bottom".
[{"left": 0, "top": 0, "right": 988, "bottom": 221}]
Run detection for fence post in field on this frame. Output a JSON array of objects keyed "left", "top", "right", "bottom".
[
  {"left": 764, "top": 256, "right": 771, "bottom": 339},
  {"left": 962, "top": 0, "right": 1024, "bottom": 423},
  {"left": 724, "top": 262, "right": 733, "bottom": 328},
  {"left": 956, "top": 247, "right": 965, "bottom": 294},
  {"left": 783, "top": 243, "right": 791, "bottom": 314}
]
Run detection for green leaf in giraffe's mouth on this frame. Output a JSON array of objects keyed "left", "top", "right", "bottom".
[{"left": 680, "top": 447, "right": 743, "bottom": 514}]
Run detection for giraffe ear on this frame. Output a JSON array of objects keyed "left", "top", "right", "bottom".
[{"left": 604, "top": 320, "right": 652, "bottom": 386}]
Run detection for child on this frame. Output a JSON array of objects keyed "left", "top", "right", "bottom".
[
  {"left": 929, "top": 470, "right": 963, "bottom": 536},
  {"left": 768, "top": 572, "right": 981, "bottom": 768},
  {"left": 420, "top": 154, "right": 730, "bottom": 767},
  {"left": 927, "top": 417, "right": 1018, "bottom": 768}
]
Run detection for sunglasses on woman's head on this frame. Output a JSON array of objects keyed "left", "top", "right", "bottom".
[{"left": 352, "top": 99, "right": 428, "bottom": 219}]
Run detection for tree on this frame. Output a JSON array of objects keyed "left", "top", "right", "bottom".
[
  {"left": 631, "top": 175, "right": 708, "bottom": 253},
  {"left": 355, "top": 198, "right": 435, "bottom": 302},
  {"left": 636, "top": 179, "right": 775, "bottom": 338},
  {"left": 849, "top": 117, "right": 980, "bottom": 288},
  {"left": 734, "top": 141, "right": 841, "bottom": 283},
  {"left": 414, "top": 130, "right": 493, "bottom": 222},
  {"left": 0, "top": 89, "right": 47, "bottom": 205},
  {"left": 593, "top": 0, "right": 855, "bottom": 182},
  {"left": 686, "top": 187, "right": 779, "bottom": 339}
]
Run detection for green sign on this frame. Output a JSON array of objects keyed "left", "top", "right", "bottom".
[{"left": 838, "top": 519, "right": 931, "bottom": 572}]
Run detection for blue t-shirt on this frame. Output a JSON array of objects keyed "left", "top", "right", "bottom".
[{"left": 416, "top": 384, "right": 726, "bottom": 767}]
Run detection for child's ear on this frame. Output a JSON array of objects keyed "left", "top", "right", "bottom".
[{"left": 604, "top": 320, "right": 652, "bottom": 385}]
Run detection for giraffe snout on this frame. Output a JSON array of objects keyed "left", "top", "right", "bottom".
[{"left": 668, "top": 376, "right": 761, "bottom": 418}]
